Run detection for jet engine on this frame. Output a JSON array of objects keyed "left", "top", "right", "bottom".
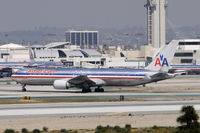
[{"left": 53, "top": 80, "right": 71, "bottom": 89}]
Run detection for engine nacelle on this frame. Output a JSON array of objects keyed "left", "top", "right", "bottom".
[{"left": 53, "top": 80, "right": 71, "bottom": 90}]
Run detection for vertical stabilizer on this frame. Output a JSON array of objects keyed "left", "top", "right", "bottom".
[
  {"left": 29, "top": 46, "right": 35, "bottom": 63},
  {"left": 146, "top": 40, "right": 179, "bottom": 71}
]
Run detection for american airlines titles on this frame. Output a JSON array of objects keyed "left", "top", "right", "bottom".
[{"left": 28, "top": 69, "right": 55, "bottom": 73}]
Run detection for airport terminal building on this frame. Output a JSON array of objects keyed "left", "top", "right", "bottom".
[
  {"left": 1, "top": 39, "right": 200, "bottom": 68},
  {"left": 65, "top": 30, "right": 99, "bottom": 49},
  {"left": 172, "top": 39, "right": 200, "bottom": 65}
]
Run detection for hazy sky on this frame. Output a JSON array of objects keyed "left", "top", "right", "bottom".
[{"left": 0, "top": 0, "right": 200, "bottom": 31}]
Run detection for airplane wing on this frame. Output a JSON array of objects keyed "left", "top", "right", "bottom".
[
  {"left": 53, "top": 75, "right": 106, "bottom": 90},
  {"left": 151, "top": 72, "right": 168, "bottom": 78},
  {"left": 68, "top": 75, "right": 96, "bottom": 86},
  {"left": 150, "top": 72, "right": 175, "bottom": 82}
]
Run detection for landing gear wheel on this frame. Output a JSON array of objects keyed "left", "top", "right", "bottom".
[
  {"left": 82, "top": 88, "right": 92, "bottom": 93},
  {"left": 100, "top": 88, "right": 104, "bottom": 92},
  {"left": 82, "top": 89, "right": 86, "bottom": 93},
  {"left": 95, "top": 87, "right": 104, "bottom": 92}
]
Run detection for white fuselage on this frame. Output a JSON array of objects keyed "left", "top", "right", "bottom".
[{"left": 11, "top": 67, "right": 164, "bottom": 87}]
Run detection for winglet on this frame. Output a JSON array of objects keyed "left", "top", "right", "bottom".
[{"left": 145, "top": 40, "right": 179, "bottom": 72}]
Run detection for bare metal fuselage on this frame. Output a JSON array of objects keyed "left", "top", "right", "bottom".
[{"left": 11, "top": 67, "right": 161, "bottom": 87}]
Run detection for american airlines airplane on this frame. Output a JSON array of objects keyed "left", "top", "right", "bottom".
[{"left": 11, "top": 40, "right": 179, "bottom": 92}]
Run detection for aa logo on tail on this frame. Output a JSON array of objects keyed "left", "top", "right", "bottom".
[{"left": 154, "top": 53, "right": 169, "bottom": 67}]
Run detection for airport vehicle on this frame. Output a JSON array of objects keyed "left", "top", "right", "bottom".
[
  {"left": 11, "top": 40, "right": 179, "bottom": 92},
  {"left": 0, "top": 62, "right": 29, "bottom": 77}
]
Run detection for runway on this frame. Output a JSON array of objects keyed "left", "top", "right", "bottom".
[{"left": 1, "top": 100, "right": 200, "bottom": 118}]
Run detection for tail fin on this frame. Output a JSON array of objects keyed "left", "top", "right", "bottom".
[
  {"left": 145, "top": 40, "right": 179, "bottom": 72},
  {"left": 28, "top": 46, "right": 35, "bottom": 63},
  {"left": 120, "top": 52, "right": 125, "bottom": 57}
]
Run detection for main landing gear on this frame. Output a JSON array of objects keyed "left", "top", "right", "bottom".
[
  {"left": 82, "top": 87, "right": 104, "bottom": 93},
  {"left": 81, "top": 83, "right": 92, "bottom": 93},
  {"left": 22, "top": 84, "right": 27, "bottom": 92},
  {"left": 81, "top": 84, "right": 104, "bottom": 93},
  {"left": 82, "top": 88, "right": 92, "bottom": 93},
  {"left": 94, "top": 87, "right": 104, "bottom": 92}
]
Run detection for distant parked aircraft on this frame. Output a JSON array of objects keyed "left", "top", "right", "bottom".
[
  {"left": 0, "top": 48, "right": 63, "bottom": 77},
  {"left": 170, "top": 65, "right": 200, "bottom": 75}
]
